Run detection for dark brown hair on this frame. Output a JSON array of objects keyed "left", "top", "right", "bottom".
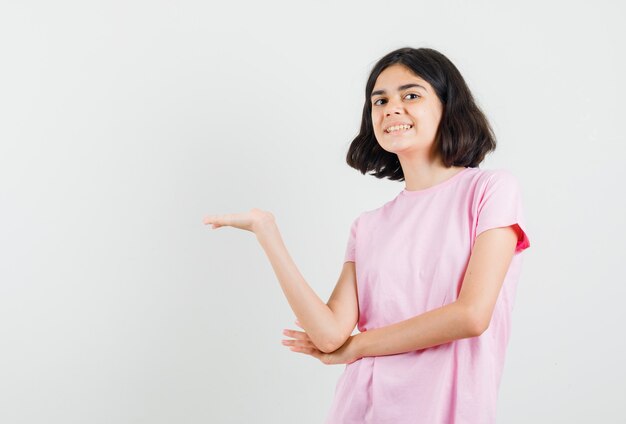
[{"left": 346, "top": 47, "right": 497, "bottom": 181}]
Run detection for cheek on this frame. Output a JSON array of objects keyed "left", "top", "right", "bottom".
[
  {"left": 371, "top": 112, "right": 382, "bottom": 129},
  {"left": 413, "top": 108, "right": 439, "bottom": 129},
  {"left": 427, "top": 105, "right": 443, "bottom": 126}
]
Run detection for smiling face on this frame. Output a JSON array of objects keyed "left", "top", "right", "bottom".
[{"left": 370, "top": 64, "right": 443, "bottom": 155}]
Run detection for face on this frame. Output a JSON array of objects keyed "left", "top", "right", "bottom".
[{"left": 370, "top": 64, "right": 443, "bottom": 155}]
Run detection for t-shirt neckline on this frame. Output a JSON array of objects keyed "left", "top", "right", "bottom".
[{"left": 400, "top": 167, "right": 471, "bottom": 197}]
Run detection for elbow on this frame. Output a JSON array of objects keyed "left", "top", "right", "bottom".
[
  {"left": 460, "top": 304, "right": 488, "bottom": 337},
  {"left": 319, "top": 343, "right": 338, "bottom": 354},
  {"left": 302, "top": 329, "right": 340, "bottom": 353},
  {"left": 298, "top": 318, "right": 344, "bottom": 353},
  {"left": 318, "top": 335, "right": 342, "bottom": 353},
  {"left": 318, "top": 329, "right": 349, "bottom": 353},
  {"left": 469, "top": 314, "right": 489, "bottom": 337}
]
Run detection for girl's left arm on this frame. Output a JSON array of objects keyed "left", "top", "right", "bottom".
[
  {"left": 354, "top": 302, "right": 475, "bottom": 357},
  {"left": 354, "top": 225, "right": 519, "bottom": 358}
]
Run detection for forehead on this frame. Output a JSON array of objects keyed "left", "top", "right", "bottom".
[{"left": 373, "top": 65, "right": 431, "bottom": 92}]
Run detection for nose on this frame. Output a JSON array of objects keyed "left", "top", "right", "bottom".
[
  {"left": 386, "top": 110, "right": 402, "bottom": 117},
  {"left": 384, "top": 98, "right": 404, "bottom": 116}
]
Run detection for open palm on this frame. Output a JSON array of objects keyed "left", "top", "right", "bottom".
[{"left": 203, "top": 208, "right": 274, "bottom": 233}]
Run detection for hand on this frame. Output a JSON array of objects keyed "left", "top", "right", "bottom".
[
  {"left": 281, "top": 320, "right": 362, "bottom": 365},
  {"left": 202, "top": 208, "right": 275, "bottom": 234}
]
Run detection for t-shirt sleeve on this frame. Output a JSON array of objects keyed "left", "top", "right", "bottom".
[
  {"left": 475, "top": 170, "right": 531, "bottom": 254},
  {"left": 343, "top": 215, "right": 359, "bottom": 263}
]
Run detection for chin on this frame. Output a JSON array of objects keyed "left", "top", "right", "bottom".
[{"left": 379, "top": 143, "right": 411, "bottom": 155}]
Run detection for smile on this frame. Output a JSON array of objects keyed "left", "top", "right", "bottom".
[{"left": 385, "top": 124, "right": 413, "bottom": 134}]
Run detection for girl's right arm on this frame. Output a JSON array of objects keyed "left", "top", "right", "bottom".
[
  {"left": 203, "top": 208, "right": 357, "bottom": 352},
  {"left": 255, "top": 218, "right": 353, "bottom": 353}
]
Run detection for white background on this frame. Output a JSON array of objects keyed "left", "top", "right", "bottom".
[{"left": 1, "top": 1, "right": 625, "bottom": 422}]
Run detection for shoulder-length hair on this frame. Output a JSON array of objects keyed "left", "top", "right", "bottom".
[{"left": 346, "top": 47, "right": 497, "bottom": 181}]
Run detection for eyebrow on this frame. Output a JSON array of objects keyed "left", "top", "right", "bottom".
[{"left": 371, "top": 83, "right": 428, "bottom": 97}]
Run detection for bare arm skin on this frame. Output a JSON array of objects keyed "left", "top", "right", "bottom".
[
  {"left": 354, "top": 225, "right": 519, "bottom": 358},
  {"left": 355, "top": 302, "right": 476, "bottom": 357},
  {"left": 254, "top": 218, "right": 345, "bottom": 353},
  {"left": 204, "top": 208, "right": 358, "bottom": 354}
]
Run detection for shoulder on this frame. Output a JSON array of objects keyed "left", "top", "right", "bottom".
[
  {"left": 346, "top": 199, "right": 392, "bottom": 237},
  {"left": 469, "top": 167, "right": 517, "bottom": 181},
  {"left": 349, "top": 208, "right": 373, "bottom": 229},
  {"left": 352, "top": 195, "right": 396, "bottom": 223},
  {"left": 467, "top": 167, "right": 522, "bottom": 192}
]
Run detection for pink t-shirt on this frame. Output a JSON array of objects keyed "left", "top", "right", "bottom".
[{"left": 325, "top": 166, "right": 531, "bottom": 424}]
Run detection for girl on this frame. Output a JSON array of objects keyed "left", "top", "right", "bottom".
[{"left": 203, "top": 47, "right": 531, "bottom": 424}]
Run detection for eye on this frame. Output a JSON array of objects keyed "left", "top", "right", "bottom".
[{"left": 372, "top": 93, "right": 421, "bottom": 106}]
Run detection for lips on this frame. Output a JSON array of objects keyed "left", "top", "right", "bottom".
[
  {"left": 384, "top": 124, "right": 414, "bottom": 134},
  {"left": 384, "top": 120, "right": 413, "bottom": 130}
]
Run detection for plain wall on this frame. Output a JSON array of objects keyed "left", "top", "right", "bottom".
[{"left": 1, "top": 0, "right": 625, "bottom": 422}]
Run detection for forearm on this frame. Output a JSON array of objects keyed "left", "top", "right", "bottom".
[
  {"left": 255, "top": 220, "right": 338, "bottom": 352},
  {"left": 355, "top": 301, "right": 479, "bottom": 358}
]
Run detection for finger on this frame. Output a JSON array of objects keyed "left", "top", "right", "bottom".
[
  {"left": 204, "top": 212, "right": 253, "bottom": 232},
  {"left": 289, "top": 345, "right": 321, "bottom": 359},
  {"left": 203, "top": 216, "right": 219, "bottom": 228},
  {"left": 281, "top": 334, "right": 314, "bottom": 346},
  {"left": 282, "top": 339, "right": 317, "bottom": 349},
  {"left": 203, "top": 214, "right": 231, "bottom": 227},
  {"left": 283, "top": 329, "right": 310, "bottom": 341}
]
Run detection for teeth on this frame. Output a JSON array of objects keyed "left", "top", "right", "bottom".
[{"left": 386, "top": 124, "right": 412, "bottom": 133}]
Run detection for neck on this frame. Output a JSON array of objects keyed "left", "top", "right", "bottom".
[{"left": 397, "top": 153, "right": 463, "bottom": 191}]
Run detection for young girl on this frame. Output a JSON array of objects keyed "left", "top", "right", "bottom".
[{"left": 203, "top": 47, "right": 530, "bottom": 424}]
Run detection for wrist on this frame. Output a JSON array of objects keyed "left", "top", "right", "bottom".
[
  {"left": 353, "top": 332, "right": 366, "bottom": 359},
  {"left": 253, "top": 215, "right": 278, "bottom": 238}
]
